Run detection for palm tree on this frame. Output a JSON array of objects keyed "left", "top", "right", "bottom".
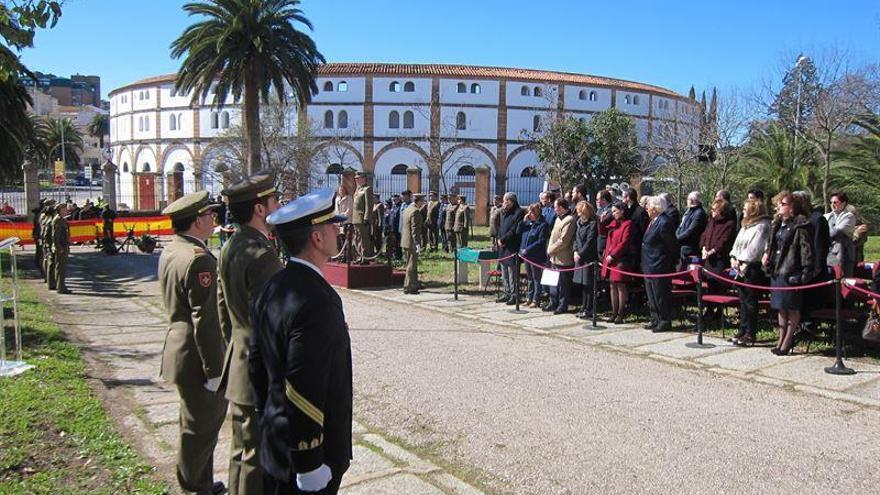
[
  {"left": 737, "top": 121, "right": 821, "bottom": 199},
  {"left": 45, "top": 117, "right": 84, "bottom": 171},
  {"left": 830, "top": 113, "right": 880, "bottom": 224},
  {"left": 87, "top": 113, "right": 109, "bottom": 150},
  {"left": 171, "top": 0, "right": 325, "bottom": 175},
  {"left": 0, "top": 75, "right": 34, "bottom": 181}
]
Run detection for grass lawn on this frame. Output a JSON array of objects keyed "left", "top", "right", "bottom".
[
  {"left": 864, "top": 236, "right": 880, "bottom": 262},
  {"left": 0, "top": 278, "right": 167, "bottom": 494}
]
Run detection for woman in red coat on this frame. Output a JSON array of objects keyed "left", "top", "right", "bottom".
[{"left": 600, "top": 202, "right": 635, "bottom": 323}]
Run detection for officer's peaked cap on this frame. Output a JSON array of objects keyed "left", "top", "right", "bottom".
[
  {"left": 222, "top": 171, "right": 277, "bottom": 204},
  {"left": 267, "top": 188, "right": 346, "bottom": 232}
]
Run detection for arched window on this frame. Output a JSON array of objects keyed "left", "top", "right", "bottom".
[
  {"left": 457, "top": 82, "right": 467, "bottom": 93},
  {"left": 533, "top": 115, "right": 541, "bottom": 131},
  {"left": 170, "top": 87, "right": 177, "bottom": 98},
  {"left": 145, "top": 91, "right": 150, "bottom": 100},
  {"left": 138, "top": 116, "right": 144, "bottom": 132},
  {"left": 624, "top": 95, "right": 631, "bottom": 105},
  {"left": 337, "top": 81, "right": 348, "bottom": 92},
  {"left": 589, "top": 91, "right": 597, "bottom": 101},
  {"left": 521, "top": 166, "right": 538, "bottom": 177},
  {"left": 324, "top": 110, "right": 334, "bottom": 129},
  {"left": 521, "top": 86, "right": 530, "bottom": 96},
  {"left": 388, "top": 111, "right": 400, "bottom": 129},
  {"left": 142, "top": 163, "right": 151, "bottom": 173},
  {"left": 390, "top": 164, "right": 408, "bottom": 175},
  {"left": 633, "top": 95, "right": 640, "bottom": 105},
  {"left": 404, "top": 81, "right": 415, "bottom": 92},
  {"left": 471, "top": 83, "right": 481, "bottom": 94},
  {"left": 403, "top": 111, "right": 414, "bottom": 129},
  {"left": 534, "top": 86, "right": 543, "bottom": 97},
  {"left": 323, "top": 81, "right": 334, "bottom": 92},
  {"left": 326, "top": 163, "right": 343, "bottom": 174},
  {"left": 170, "top": 114, "right": 177, "bottom": 131},
  {"left": 457, "top": 165, "right": 475, "bottom": 177},
  {"left": 456, "top": 111, "right": 466, "bottom": 130},
  {"left": 122, "top": 162, "right": 129, "bottom": 173},
  {"left": 338, "top": 110, "right": 348, "bottom": 129},
  {"left": 178, "top": 113, "right": 184, "bottom": 128},
  {"left": 389, "top": 81, "right": 401, "bottom": 92},
  {"left": 211, "top": 112, "right": 219, "bottom": 129},
  {"left": 579, "top": 89, "right": 587, "bottom": 100},
  {"left": 221, "top": 111, "right": 230, "bottom": 129}
]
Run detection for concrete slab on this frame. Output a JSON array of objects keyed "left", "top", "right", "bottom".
[
  {"left": 697, "top": 345, "right": 807, "bottom": 372},
  {"left": 517, "top": 314, "right": 584, "bottom": 329},
  {"left": 144, "top": 402, "right": 178, "bottom": 426},
  {"left": 636, "top": 336, "right": 733, "bottom": 359},
  {"left": 582, "top": 328, "right": 684, "bottom": 347},
  {"left": 384, "top": 292, "right": 451, "bottom": 303},
  {"left": 420, "top": 298, "right": 484, "bottom": 308},
  {"left": 757, "top": 355, "right": 880, "bottom": 390},
  {"left": 360, "top": 434, "right": 437, "bottom": 471},
  {"left": 470, "top": 309, "right": 547, "bottom": 322},
  {"left": 345, "top": 445, "right": 396, "bottom": 480},
  {"left": 845, "top": 376, "right": 880, "bottom": 402},
  {"left": 341, "top": 473, "right": 445, "bottom": 495},
  {"left": 429, "top": 472, "right": 485, "bottom": 495}
]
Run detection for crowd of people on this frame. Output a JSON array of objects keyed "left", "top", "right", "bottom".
[{"left": 487, "top": 185, "right": 877, "bottom": 356}]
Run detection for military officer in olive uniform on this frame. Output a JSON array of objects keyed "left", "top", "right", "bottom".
[
  {"left": 217, "top": 173, "right": 283, "bottom": 495},
  {"left": 32, "top": 199, "right": 46, "bottom": 277},
  {"left": 444, "top": 195, "right": 458, "bottom": 253},
  {"left": 454, "top": 195, "right": 472, "bottom": 248},
  {"left": 350, "top": 172, "right": 374, "bottom": 263},
  {"left": 158, "top": 191, "right": 228, "bottom": 495},
  {"left": 371, "top": 193, "right": 384, "bottom": 254},
  {"left": 401, "top": 194, "right": 426, "bottom": 294},
  {"left": 41, "top": 200, "right": 55, "bottom": 283},
  {"left": 250, "top": 188, "right": 352, "bottom": 494},
  {"left": 50, "top": 202, "right": 71, "bottom": 294},
  {"left": 425, "top": 192, "right": 441, "bottom": 252}
]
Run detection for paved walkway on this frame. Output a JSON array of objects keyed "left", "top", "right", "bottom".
[
  {"left": 353, "top": 288, "right": 880, "bottom": 410},
  {"left": 27, "top": 247, "right": 484, "bottom": 495}
]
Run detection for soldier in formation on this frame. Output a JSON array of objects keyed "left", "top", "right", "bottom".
[
  {"left": 250, "top": 188, "right": 353, "bottom": 494},
  {"left": 350, "top": 172, "right": 374, "bottom": 263},
  {"left": 40, "top": 200, "right": 55, "bottom": 282},
  {"left": 49, "top": 202, "right": 71, "bottom": 293},
  {"left": 216, "top": 173, "right": 283, "bottom": 495},
  {"left": 371, "top": 193, "right": 384, "bottom": 255},
  {"left": 158, "top": 191, "right": 228, "bottom": 495},
  {"left": 402, "top": 194, "right": 426, "bottom": 294},
  {"left": 454, "top": 195, "right": 472, "bottom": 248},
  {"left": 425, "top": 191, "right": 440, "bottom": 252},
  {"left": 444, "top": 195, "right": 458, "bottom": 253}
]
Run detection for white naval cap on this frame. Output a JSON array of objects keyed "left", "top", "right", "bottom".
[{"left": 267, "top": 188, "right": 347, "bottom": 232}]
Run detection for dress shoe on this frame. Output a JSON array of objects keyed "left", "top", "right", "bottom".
[
  {"left": 771, "top": 347, "right": 791, "bottom": 356},
  {"left": 542, "top": 305, "right": 553, "bottom": 312},
  {"left": 733, "top": 335, "right": 754, "bottom": 347},
  {"left": 606, "top": 315, "right": 618, "bottom": 323},
  {"left": 652, "top": 323, "right": 671, "bottom": 333},
  {"left": 553, "top": 308, "right": 567, "bottom": 315}
]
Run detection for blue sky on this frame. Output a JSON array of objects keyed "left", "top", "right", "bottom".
[{"left": 19, "top": 0, "right": 880, "bottom": 99}]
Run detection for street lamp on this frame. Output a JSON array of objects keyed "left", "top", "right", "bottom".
[{"left": 793, "top": 55, "right": 809, "bottom": 171}]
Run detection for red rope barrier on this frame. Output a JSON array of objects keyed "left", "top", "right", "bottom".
[
  {"left": 474, "top": 252, "right": 518, "bottom": 264},
  {"left": 602, "top": 263, "right": 694, "bottom": 279},
  {"left": 519, "top": 255, "right": 596, "bottom": 272},
  {"left": 701, "top": 268, "right": 835, "bottom": 291},
  {"left": 844, "top": 280, "right": 880, "bottom": 300}
]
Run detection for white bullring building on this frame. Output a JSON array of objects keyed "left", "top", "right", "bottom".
[{"left": 108, "top": 62, "right": 694, "bottom": 210}]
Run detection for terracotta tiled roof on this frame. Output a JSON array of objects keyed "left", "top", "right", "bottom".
[{"left": 112, "top": 63, "right": 683, "bottom": 98}]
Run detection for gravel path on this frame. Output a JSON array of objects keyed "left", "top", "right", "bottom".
[{"left": 344, "top": 288, "right": 880, "bottom": 494}]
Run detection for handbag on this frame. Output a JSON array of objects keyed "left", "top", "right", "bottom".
[{"left": 862, "top": 305, "right": 880, "bottom": 344}]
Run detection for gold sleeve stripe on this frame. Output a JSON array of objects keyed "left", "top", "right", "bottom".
[{"left": 285, "top": 381, "right": 325, "bottom": 426}]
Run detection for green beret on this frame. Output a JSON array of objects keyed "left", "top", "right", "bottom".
[
  {"left": 221, "top": 172, "right": 277, "bottom": 204},
  {"left": 162, "top": 190, "right": 218, "bottom": 219}
]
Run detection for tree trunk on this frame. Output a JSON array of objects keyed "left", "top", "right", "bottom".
[
  {"left": 822, "top": 135, "right": 832, "bottom": 213},
  {"left": 243, "top": 67, "right": 262, "bottom": 175}
]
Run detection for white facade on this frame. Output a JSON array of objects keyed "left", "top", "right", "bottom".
[{"left": 109, "top": 63, "right": 696, "bottom": 206}]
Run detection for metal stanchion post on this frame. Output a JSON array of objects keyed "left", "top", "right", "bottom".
[
  {"left": 825, "top": 278, "right": 855, "bottom": 375},
  {"left": 453, "top": 248, "right": 459, "bottom": 301},
  {"left": 591, "top": 262, "right": 598, "bottom": 328},
  {"left": 508, "top": 255, "right": 527, "bottom": 314},
  {"left": 687, "top": 266, "right": 714, "bottom": 349}
]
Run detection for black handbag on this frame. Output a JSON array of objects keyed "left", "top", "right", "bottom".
[{"left": 863, "top": 305, "right": 880, "bottom": 344}]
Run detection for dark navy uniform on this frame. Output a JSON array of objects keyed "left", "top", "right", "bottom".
[{"left": 250, "top": 260, "right": 352, "bottom": 493}]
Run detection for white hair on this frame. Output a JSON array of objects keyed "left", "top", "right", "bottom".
[
  {"left": 688, "top": 191, "right": 701, "bottom": 203},
  {"left": 646, "top": 195, "right": 668, "bottom": 212},
  {"left": 504, "top": 192, "right": 517, "bottom": 202}
]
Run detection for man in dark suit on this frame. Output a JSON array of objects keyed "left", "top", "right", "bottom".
[
  {"left": 250, "top": 188, "right": 352, "bottom": 494},
  {"left": 675, "top": 191, "right": 708, "bottom": 267},
  {"left": 495, "top": 193, "right": 524, "bottom": 304},
  {"left": 641, "top": 195, "right": 680, "bottom": 332}
]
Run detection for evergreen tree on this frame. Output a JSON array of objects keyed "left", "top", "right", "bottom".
[{"left": 770, "top": 54, "right": 820, "bottom": 136}]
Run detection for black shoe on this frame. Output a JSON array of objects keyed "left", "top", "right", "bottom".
[
  {"left": 733, "top": 334, "right": 754, "bottom": 347},
  {"left": 613, "top": 315, "right": 624, "bottom": 324},
  {"left": 553, "top": 308, "right": 567, "bottom": 315},
  {"left": 205, "top": 481, "right": 227, "bottom": 495},
  {"left": 542, "top": 305, "right": 553, "bottom": 312},
  {"left": 652, "top": 322, "right": 671, "bottom": 333}
]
